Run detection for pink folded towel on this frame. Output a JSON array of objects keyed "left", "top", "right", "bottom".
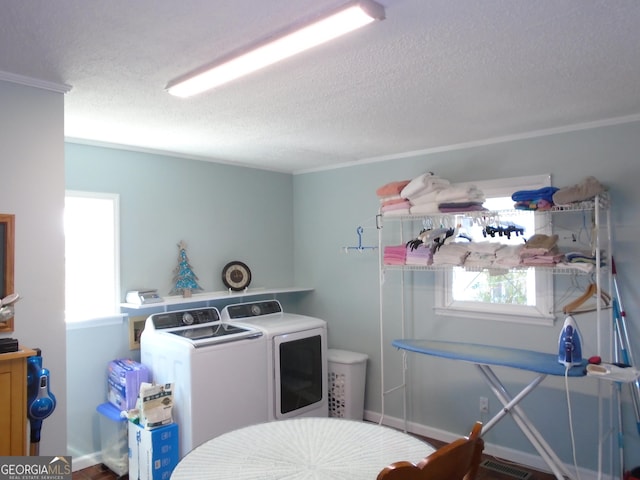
[
  {"left": 384, "top": 245, "right": 408, "bottom": 265},
  {"left": 382, "top": 201, "right": 411, "bottom": 212},
  {"left": 376, "top": 180, "right": 411, "bottom": 197}
]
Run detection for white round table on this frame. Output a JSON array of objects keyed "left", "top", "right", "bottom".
[{"left": 171, "top": 417, "right": 434, "bottom": 480}]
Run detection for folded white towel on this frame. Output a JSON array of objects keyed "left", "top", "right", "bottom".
[
  {"left": 409, "top": 190, "right": 439, "bottom": 206},
  {"left": 433, "top": 243, "right": 470, "bottom": 265},
  {"left": 435, "top": 185, "right": 485, "bottom": 203},
  {"left": 464, "top": 252, "right": 496, "bottom": 268},
  {"left": 495, "top": 244, "right": 524, "bottom": 258},
  {"left": 494, "top": 244, "right": 524, "bottom": 267},
  {"left": 401, "top": 173, "right": 450, "bottom": 200},
  {"left": 467, "top": 242, "right": 503, "bottom": 254},
  {"left": 409, "top": 202, "right": 440, "bottom": 215}
]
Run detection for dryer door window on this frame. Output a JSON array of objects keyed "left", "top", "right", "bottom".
[{"left": 274, "top": 328, "right": 326, "bottom": 418}]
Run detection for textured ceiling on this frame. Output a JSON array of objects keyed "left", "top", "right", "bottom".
[{"left": 2, "top": 0, "right": 640, "bottom": 173}]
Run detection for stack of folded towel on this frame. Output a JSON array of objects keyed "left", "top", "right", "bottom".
[
  {"left": 405, "top": 243, "right": 433, "bottom": 266},
  {"left": 397, "top": 172, "right": 486, "bottom": 215},
  {"left": 559, "top": 250, "right": 604, "bottom": 272},
  {"left": 431, "top": 185, "right": 486, "bottom": 214},
  {"left": 463, "top": 242, "right": 504, "bottom": 269},
  {"left": 494, "top": 244, "right": 524, "bottom": 268},
  {"left": 402, "top": 173, "right": 451, "bottom": 214},
  {"left": 511, "top": 186, "right": 559, "bottom": 210},
  {"left": 376, "top": 180, "right": 411, "bottom": 216},
  {"left": 432, "top": 243, "right": 470, "bottom": 266},
  {"left": 384, "top": 236, "right": 578, "bottom": 269},
  {"left": 400, "top": 172, "right": 450, "bottom": 202},
  {"left": 520, "top": 234, "right": 562, "bottom": 266},
  {"left": 552, "top": 176, "right": 605, "bottom": 205},
  {"left": 383, "top": 245, "right": 407, "bottom": 265}
]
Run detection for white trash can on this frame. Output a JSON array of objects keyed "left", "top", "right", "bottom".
[{"left": 327, "top": 349, "right": 368, "bottom": 420}]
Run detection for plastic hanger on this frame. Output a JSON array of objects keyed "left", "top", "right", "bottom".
[
  {"left": 343, "top": 226, "right": 377, "bottom": 253},
  {"left": 562, "top": 282, "right": 611, "bottom": 314}
]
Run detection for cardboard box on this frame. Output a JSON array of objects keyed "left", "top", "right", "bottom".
[
  {"left": 128, "top": 422, "right": 179, "bottom": 480},
  {"left": 107, "top": 358, "right": 150, "bottom": 411}
]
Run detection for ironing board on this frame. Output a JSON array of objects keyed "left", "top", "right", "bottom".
[{"left": 392, "top": 339, "right": 587, "bottom": 480}]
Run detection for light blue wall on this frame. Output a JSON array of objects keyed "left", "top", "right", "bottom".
[
  {"left": 64, "top": 121, "right": 640, "bottom": 473},
  {"left": 293, "top": 120, "right": 640, "bottom": 472},
  {"left": 65, "top": 143, "right": 295, "bottom": 460},
  {"left": 65, "top": 143, "right": 294, "bottom": 295}
]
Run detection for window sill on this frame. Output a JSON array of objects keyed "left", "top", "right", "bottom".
[{"left": 434, "top": 307, "right": 555, "bottom": 326}]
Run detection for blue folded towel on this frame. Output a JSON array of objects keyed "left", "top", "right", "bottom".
[{"left": 511, "top": 187, "right": 559, "bottom": 202}]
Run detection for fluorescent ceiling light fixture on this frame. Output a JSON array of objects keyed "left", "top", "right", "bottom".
[{"left": 166, "top": 0, "right": 385, "bottom": 97}]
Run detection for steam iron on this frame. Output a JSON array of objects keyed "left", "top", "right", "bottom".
[{"left": 558, "top": 316, "right": 582, "bottom": 367}]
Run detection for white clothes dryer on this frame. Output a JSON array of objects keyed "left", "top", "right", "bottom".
[{"left": 221, "top": 300, "right": 328, "bottom": 420}]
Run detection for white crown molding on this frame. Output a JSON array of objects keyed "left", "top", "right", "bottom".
[
  {"left": 64, "top": 137, "right": 289, "bottom": 174},
  {"left": 296, "top": 113, "right": 640, "bottom": 175},
  {"left": 0, "top": 70, "right": 72, "bottom": 94}
]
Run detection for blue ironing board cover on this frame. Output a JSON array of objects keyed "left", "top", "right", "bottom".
[{"left": 392, "top": 339, "right": 587, "bottom": 377}]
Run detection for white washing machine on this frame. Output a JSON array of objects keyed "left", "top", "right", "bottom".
[
  {"left": 221, "top": 300, "right": 328, "bottom": 420},
  {"left": 140, "top": 307, "right": 268, "bottom": 458}
]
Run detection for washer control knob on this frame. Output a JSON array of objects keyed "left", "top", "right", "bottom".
[
  {"left": 182, "top": 312, "right": 195, "bottom": 325},
  {"left": 250, "top": 304, "right": 262, "bottom": 316}
]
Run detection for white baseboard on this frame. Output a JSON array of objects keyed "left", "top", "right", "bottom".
[
  {"left": 70, "top": 452, "right": 101, "bottom": 472},
  {"left": 363, "top": 409, "right": 608, "bottom": 480},
  {"left": 71, "top": 411, "right": 611, "bottom": 480}
]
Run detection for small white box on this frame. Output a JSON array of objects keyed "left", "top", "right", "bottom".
[{"left": 128, "top": 422, "right": 179, "bottom": 480}]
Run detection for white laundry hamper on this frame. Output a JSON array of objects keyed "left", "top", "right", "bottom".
[{"left": 327, "top": 349, "right": 368, "bottom": 420}]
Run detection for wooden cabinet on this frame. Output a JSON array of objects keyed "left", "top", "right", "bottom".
[{"left": 0, "top": 347, "right": 36, "bottom": 455}]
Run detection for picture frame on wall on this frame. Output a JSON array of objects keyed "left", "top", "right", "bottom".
[
  {"left": 0, "top": 213, "right": 15, "bottom": 333},
  {"left": 128, "top": 315, "right": 147, "bottom": 350}
]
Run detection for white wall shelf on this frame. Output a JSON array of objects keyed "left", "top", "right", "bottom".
[{"left": 120, "top": 287, "right": 313, "bottom": 314}]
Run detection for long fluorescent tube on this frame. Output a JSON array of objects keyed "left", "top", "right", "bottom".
[{"left": 166, "top": 0, "right": 385, "bottom": 97}]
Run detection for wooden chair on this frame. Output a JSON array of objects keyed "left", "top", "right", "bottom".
[{"left": 377, "top": 422, "right": 484, "bottom": 480}]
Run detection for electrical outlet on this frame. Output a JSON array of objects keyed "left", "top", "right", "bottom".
[{"left": 479, "top": 396, "right": 489, "bottom": 413}]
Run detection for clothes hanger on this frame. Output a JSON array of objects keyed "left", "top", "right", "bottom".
[
  {"left": 562, "top": 282, "right": 611, "bottom": 314},
  {"left": 555, "top": 274, "right": 583, "bottom": 312},
  {"left": 343, "top": 226, "right": 377, "bottom": 253}
]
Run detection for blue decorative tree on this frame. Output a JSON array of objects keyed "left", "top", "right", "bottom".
[{"left": 169, "top": 241, "right": 203, "bottom": 297}]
